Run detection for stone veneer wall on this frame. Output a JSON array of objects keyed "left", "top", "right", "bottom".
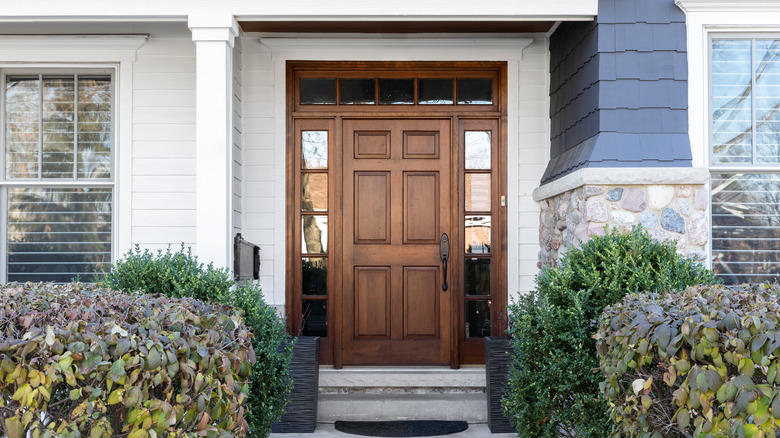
[{"left": 538, "top": 184, "right": 709, "bottom": 268}]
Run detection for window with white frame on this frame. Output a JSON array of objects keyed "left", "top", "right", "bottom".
[
  {"left": 2, "top": 70, "right": 113, "bottom": 283},
  {"left": 711, "top": 38, "right": 780, "bottom": 284}
]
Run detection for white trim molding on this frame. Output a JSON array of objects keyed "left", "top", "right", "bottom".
[
  {"left": 0, "top": 35, "right": 147, "bottom": 63},
  {"left": 532, "top": 167, "right": 710, "bottom": 201},
  {"left": 676, "top": 0, "right": 780, "bottom": 13}
]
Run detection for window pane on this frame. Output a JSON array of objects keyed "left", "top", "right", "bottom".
[
  {"left": 711, "top": 173, "right": 780, "bottom": 284},
  {"left": 42, "top": 77, "right": 75, "bottom": 179},
  {"left": 340, "top": 78, "right": 375, "bottom": 104},
  {"left": 457, "top": 78, "right": 493, "bottom": 104},
  {"left": 712, "top": 40, "right": 753, "bottom": 164},
  {"left": 465, "top": 131, "right": 491, "bottom": 169},
  {"left": 302, "top": 131, "right": 328, "bottom": 169},
  {"left": 302, "top": 300, "right": 327, "bottom": 337},
  {"left": 78, "top": 77, "right": 112, "bottom": 179},
  {"left": 465, "top": 174, "right": 491, "bottom": 211},
  {"left": 465, "top": 300, "right": 491, "bottom": 338},
  {"left": 465, "top": 215, "right": 491, "bottom": 254},
  {"left": 755, "top": 40, "right": 780, "bottom": 164},
  {"left": 465, "top": 258, "right": 491, "bottom": 296},
  {"left": 300, "top": 78, "right": 336, "bottom": 104},
  {"left": 5, "top": 77, "right": 40, "bottom": 179},
  {"left": 418, "top": 78, "right": 453, "bottom": 104},
  {"left": 7, "top": 187, "right": 112, "bottom": 283},
  {"left": 302, "top": 257, "right": 328, "bottom": 296},
  {"left": 301, "top": 173, "right": 327, "bottom": 212},
  {"left": 379, "top": 79, "right": 414, "bottom": 105},
  {"left": 302, "top": 215, "right": 328, "bottom": 254}
]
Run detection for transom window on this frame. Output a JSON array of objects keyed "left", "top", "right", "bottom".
[
  {"left": 710, "top": 38, "right": 780, "bottom": 284},
  {"left": 2, "top": 70, "right": 114, "bottom": 283}
]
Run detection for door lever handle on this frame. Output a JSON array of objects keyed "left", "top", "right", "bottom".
[{"left": 439, "top": 233, "right": 449, "bottom": 291}]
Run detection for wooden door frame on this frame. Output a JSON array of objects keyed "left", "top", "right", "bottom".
[{"left": 285, "top": 61, "right": 508, "bottom": 368}]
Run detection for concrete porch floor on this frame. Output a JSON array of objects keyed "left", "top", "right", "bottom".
[{"left": 270, "top": 423, "right": 517, "bottom": 437}]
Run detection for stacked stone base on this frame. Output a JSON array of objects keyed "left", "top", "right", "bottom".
[{"left": 538, "top": 183, "right": 708, "bottom": 268}]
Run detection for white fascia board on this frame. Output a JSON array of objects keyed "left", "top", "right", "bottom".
[
  {"left": 676, "top": 0, "right": 780, "bottom": 13},
  {"left": 0, "top": 35, "right": 148, "bottom": 51},
  {"left": 0, "top": 0, "right": 596, "bottom": 22}
]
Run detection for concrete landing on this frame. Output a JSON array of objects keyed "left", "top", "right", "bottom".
[{"left": 270, "top": 422, "right": 517, "bottom": 437}]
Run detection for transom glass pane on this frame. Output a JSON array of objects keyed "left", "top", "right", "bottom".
[
  {"left": 755, "top": 40, "right": 780, "bottom": 164},
  {"left": 379, "top": 79, "right": 414, "bottom": 105},
  {"left": 457, "top": 78, "right": 493, "bottom": 104},
  {"left": 301, "top": 173, "right": 328, "bottom": 212},
  {"left": 302, "top": 300, "right": 328, "bottom": 337},
  {"left": 465, "top": 215, "right": 491, "bottom": 254},
  {"left": 465, "top": 131, "right": 491, "bottom": 169},
  {"left": 418, "top": 78, "right": 453, "bottom": 104},
  {"left": 300, "top": 78, "right": 336, "bottom": 105},
  {"left": 5, "top": 77, "right": 41, "bottom": 180},
  {"left": 340, "top": 78, "right": 375, "bottom": 104},
  {"left": 465, "top": 300, "right": 491, "bottom": 338},
  {"left": 77, "top": 77, "right": 112, "bottom": 179},
  {"left": 302, "top": 215, "right": 328, "bottom": 254},
  {"left": 302, "top": 131, "right": 328, "bottom": 169},
  {"left": 465, "top": 174, "right": 491, "bottom": 211},
  {"left": 7, "top": 187, "right": 112, "bottom": 283},
  {"left": 711, "top": 173, "right": 780, "bottom": 284},
  {"left": 465, "top": 258, "right": 491, "bottom": 295},
  {"left": 302, "top": 257, "right": 328, "bottom": 296}
]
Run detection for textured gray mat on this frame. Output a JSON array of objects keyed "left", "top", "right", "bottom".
[{"left": 334, "top": 420, "right": 468, "bottom": 437}]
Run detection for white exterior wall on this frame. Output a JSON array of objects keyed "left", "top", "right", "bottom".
[
  {"left": 239, "top": 36, "right": 550, "bottom": 306},
  {"left": 131, "top": 26, "right": 198, "bottom": 252},
  {"left": 233, "top": 34, "right": 244, "bottom": 237}
]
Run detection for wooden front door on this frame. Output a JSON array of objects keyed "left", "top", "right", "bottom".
[{"left": 342, "top": 119, "right": 453, "bottom": 365}]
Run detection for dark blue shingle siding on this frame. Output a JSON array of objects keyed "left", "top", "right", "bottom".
[{"left": 542, "top": 0, "right": 693, "bottom": 185}]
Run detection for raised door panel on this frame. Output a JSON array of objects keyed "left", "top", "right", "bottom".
[
  {"left": 354, "top": 172, "right": 390, "bottom": 244},
  {"left": 403, "top": 131, "right": 439, "bottom": 159},
  {"left": 403, "top": 267, "right": 440, "bottom": 338},
  {"left": 354, "top": 131, "right": 391, "bottom": 159},
  {"left": 354, "top": 267, "right": 390, "bottom": 338},
  {"left": 404, "top": 172, "right": 439, "bottom": 243}
]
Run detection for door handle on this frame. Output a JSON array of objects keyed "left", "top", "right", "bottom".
[{"left": 439, "top": 233, "right": 449, "bottom": 291}]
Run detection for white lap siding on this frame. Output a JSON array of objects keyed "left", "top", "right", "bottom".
[{"left": 131, "top": 26, "right": 197, "bottom": 252}]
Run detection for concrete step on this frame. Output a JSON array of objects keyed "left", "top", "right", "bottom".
[{"left": 317, "top": 366, "right": 488, "bottom": 423}]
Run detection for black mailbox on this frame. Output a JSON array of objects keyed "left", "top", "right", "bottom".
[{"left": 234, "top": 233, "right": 260, "bottom": 280}]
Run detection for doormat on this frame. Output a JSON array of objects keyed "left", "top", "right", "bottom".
[{"left": 334, "top": 420, "right": 468, "bottom": 437}]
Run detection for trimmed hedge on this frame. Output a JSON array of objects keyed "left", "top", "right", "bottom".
[
  {"left": 0, "top": 282, "right": 254, "bottom": 438},
  {"left": 97, "top": 246, "right": 293, "bottom": 438},
  {"left": 503, "top": 226, "right": 717, "bottom": 438},
  {"left": 597, "top": 283, "right": 780, "bottom": 438}
]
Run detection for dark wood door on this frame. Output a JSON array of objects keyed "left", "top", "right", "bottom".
[{"left": 342, "top": 118, "right": 453, "bottom": 365}]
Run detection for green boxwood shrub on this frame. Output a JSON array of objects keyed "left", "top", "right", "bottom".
[
  {"left": 98, "top": 246, "right": 292, "bottom": 438},
  {"left": 0, "top": 282, "right": 254, "bottom": 438},
  {"left": 597, "top": 284, "right": 780, "bottom": 438},
  {"left": 503, "top": 226, "right": 717, "bottom": 438}
]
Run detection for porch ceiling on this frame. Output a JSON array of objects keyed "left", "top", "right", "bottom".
[{"left": 238, "top": 20, "right": 556, "bottom": 34}]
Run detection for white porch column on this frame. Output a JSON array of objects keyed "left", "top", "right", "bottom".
[{"left": 189, "top": 13, "right": 238, "bottom": 268}]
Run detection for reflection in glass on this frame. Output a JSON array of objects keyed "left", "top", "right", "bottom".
[
  {"left": 379, "top": 79, "right": 414, "bottom": 104},
  {"left": 465, "top": 131, "right": 491, "bottom": 169},
  {"left": 302, "top": 257, "right": 328, "bottom": 296},
  {"left": 418, "top": 79, "right": 453, "bottom": 104},
  {"left": 302, "top": 131, "right": 328, "bottom": 169},
  {"left": 465, "top": 300, "right": 491, "bottom": 338},
  {"left": 301, "top": 173, "right": 327, "bottom": 211},
  {"left": 340, "top": 78, "right": 375, "bottom": 104},
  {"left": 712, "top": 40, "right": 753, "bottom": 164},
  {"left": 302, "top": 215, "right": 328, "bottom": 254},
  {"left": 7, "top": 187, "right": 112, "bottom": 283},
  {"left": 755, "top": 40, "right": 780, "bottom": 164},
  {"left": 300, "top": 78, "right": 336, "bottom": 104},
  {"left": 457, "top": 78, "right": 493, "bottom": 104},
  {"left": 302, "top": 301, "right": 328, "bottom": 337},
  {"left": 42, "top": 78, "right": 75, "bottom": 179},
  {"left": 77, "top": 77, "right": 112, "bottom": 179},
  {"left": 465, "top": 259, "right": 491, "bottom": 295},
  {"left": 711, "top": 173, "right": 780, "bottom": 284},
  {"left": 5, "top": 77, "right": 41, "bottom": 179},
  {"left": 465, "top": 215, "right": 491, "bottom": 254},
  {"left": 465, "top": 174, "right": 491, "bottom": 211}
]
